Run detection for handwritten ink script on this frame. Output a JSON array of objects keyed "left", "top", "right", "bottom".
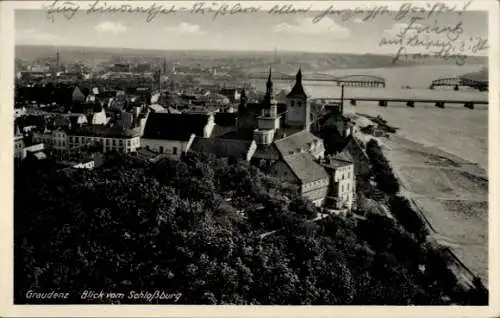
[
  {"left": 42, "top": 0, "right": 488, "bottom": 65},
  {"left": 375, "top": 2, "right": 488, "bottom": 66}
]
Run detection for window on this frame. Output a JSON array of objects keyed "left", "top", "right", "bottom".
[
  {"left": 173, "top": 147, "right": 178, "bottom": 155},
  {"left": 159, "top": 146, "right": 164, "bottom": 153},
  {"left": 127, "top": 140, "right": 131, "bottom": 146},
  {"left": 297, "top": 101, "right": 302, "bottom": 107},
  {"left": 291, "top": 101, "right": 294, "bottom": 107}
]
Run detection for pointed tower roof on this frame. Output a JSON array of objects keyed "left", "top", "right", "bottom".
[
  {"left": 264, "top": 67, "right": 275, "bottom": 107},
  {"left": 72, "top": 85, "right": 85, "bottom": 104},
  {"left": 287, "top": 68, "right": 308, "bottom": 99},
  {"left": 266, "top": 67, "right": 273, "bottom": 89}
]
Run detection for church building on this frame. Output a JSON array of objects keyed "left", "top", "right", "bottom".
[
  {"left": 237, "top": 67, "right": 314, "bottom": 147},
  {"left": 233, "top": 68, "right": 334, "bottom": 206}
]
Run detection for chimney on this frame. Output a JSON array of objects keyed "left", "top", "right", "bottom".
[{"left": 340, "top": 84, "right": 345, "bottom": 115}]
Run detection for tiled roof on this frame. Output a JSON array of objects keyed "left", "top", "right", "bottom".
[
  {"left": 189, "top": 137, "right": 254, "bottom": 159},
  {"left": 215, "top": 112, "right": 238, "bottom": 127},
  {"left": 320, "top": 157, "right": 352, "bottom": 169},
  {"left": 211, "top": 125, "right": 237, "bottom": 138},
  {"left": 142, "top": 112, "right": 209, "bottom": 141},
  {"left": 274, "top": 130, "right": 322, "bottom": 157},
  {"left": 333, "top": 149, "right": 353, "bottom": 162},
  {"left": 282, "top": 152, "right": 329, "bottom": 184},
  {"left": 274, "top": 127, "right": 302, "bottom": 140}
]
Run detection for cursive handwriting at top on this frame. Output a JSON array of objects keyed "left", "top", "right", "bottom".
[
  {"left": 43, "top": 0, "right": 80, "bottom": 22},
  {"left": 394, "top": 1, "right": 472, "bottom": 21},
  {"left": 312, "top": 5, "right": 390, "bottom": 24},
  {"left": 379, "top": 15, "right": 488, "bottom": 66},
  {"left": 43, "top": 0, "right": 269, "bottom": 22},
  {"left": 397, "top": 17, "right": 464, "bottom": 42},
  {"left": 87, "top": 1, "right": 177, "bottom": 23},
  {"left": 42, "top": 0, "right": 476, "bottom": 24}
]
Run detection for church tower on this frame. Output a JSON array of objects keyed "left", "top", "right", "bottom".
[
  {"left": 286, "top": 68, "right": 310, "bottom": 131},
  {"left": 236, "top": 89, "right": 248, "bottom": 129},
  {"left": 253, "top": 68, "right": 280, "bottom": 145}
]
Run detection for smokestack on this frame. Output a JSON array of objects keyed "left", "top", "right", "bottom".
[
  {"left": 53, "top": 51, "right": 60, "bottom": 80},
  {"left": 341, "top": 84, "right": 344, "bottom": 115}
]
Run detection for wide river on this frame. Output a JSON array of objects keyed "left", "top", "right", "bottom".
[{"left": 252, "top": 64, "right": 488, "bottom": 170}]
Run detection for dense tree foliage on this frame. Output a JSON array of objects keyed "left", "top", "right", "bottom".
[
  {"left": 388, "top": 195, "right": 429, "bottom": 242},
  {"left": 366, "top": 139, "right": 400, "bottom": 195},
  {"left": 14, "top": 153, "right": 487, "bottom": 305}
]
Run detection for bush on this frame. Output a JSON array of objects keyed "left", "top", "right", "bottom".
[
  {"left": 388, "top": 196, "right": 429, "bottom": 242},
  {"left": 366, "top": 139, "right": 400, "bottom": 195}
]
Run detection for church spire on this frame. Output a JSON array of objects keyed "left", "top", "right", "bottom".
[
  {"left": 266, "top": 67, "right": 273, "bottom": 96},
  {"left": 286, "top": 67, "right": 307, "bottom": 99},
  {"left": 296, "top": 67, "right": 303, "bottom": 83}
]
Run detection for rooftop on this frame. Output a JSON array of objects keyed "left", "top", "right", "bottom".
[
  {"left": 142, "top": 112, "right": 210, "bottom": 141},
  {"left": 282, "top": 152, "right": 329, "bottom": 184},
  {"left": 274, "top": 130, "right": 322, "bottom": 157},
  {"left": 68, "top": 125, "right": 140, "bottom": 138},
  {"left": 286, "top": 69, "right": 308, "bottom": 99},
  {"left": 189, "top": 137, "right": 255, "bottom": 159},
  {"left": 319, "top": 155, "right": 353, "bottom": 169}
]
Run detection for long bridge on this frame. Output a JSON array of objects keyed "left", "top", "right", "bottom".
[
  {"left": 310, "top": 86, "right": 488, "bottom": 109},
  {"left": 430, "top": 77, "right": 488, "bottom": 91},
  {"left": 250, "top": 71, "right": 488, "bottom": 92},
  {"left": 248, "top": 72, "right": 386, "bottom": 88}
]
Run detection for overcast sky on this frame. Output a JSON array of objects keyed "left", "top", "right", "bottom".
[{"left": 15, "top": 9, "right": 488, "bottom": 55}]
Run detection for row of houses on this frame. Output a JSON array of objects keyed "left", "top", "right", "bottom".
[{"left": 14, "top": 67, "right": 362, "bottom": 211}]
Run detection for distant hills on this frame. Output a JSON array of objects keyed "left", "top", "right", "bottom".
[
  {"left": 461, "top": 67, "right": 488, "bottom": 82},
  {"left": 15, "top": 45, "right": 488, "bottom": 73}
]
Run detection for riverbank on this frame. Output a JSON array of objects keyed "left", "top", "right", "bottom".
[
  {"left": 355, "top": 124, "right": 488, "bottom": 287},
  {"left": 351, "top": 103, "right": 488, "bottom": 171}
]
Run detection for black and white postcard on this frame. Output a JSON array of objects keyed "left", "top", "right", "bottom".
[{"left": 0, "top": 0, "right": 498, "bottom": 317}]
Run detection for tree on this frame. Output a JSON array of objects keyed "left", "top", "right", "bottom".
[
  {"left": 388, "top": 195, "right": 429, "bottom": 242},
  {"left": 366, "top": 139, "right": 400, "bottom": 195},
  {"left": 14, "top": 152, "right": 485, "bottom": 305}
]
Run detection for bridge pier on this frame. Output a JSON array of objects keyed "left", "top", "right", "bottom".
[
  {"left": 350, "top": 99, "right": 357, "bottom": 106},
  {"left": 378, "top": 100, "right": 387, "bottom": 107},
  {"left": 406, "top": 101, "right": 414, "bottom": 107},
  {"left": 435, "top": 102, "right": 445, "bottom": 108}
]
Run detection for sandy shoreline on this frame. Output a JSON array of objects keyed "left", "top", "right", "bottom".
[
  {"left": 352, "top": 109, "right": 488, "bottom": 285},
  {"left": 372, "top": 132, "right": 488, "bottom": 286}
]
